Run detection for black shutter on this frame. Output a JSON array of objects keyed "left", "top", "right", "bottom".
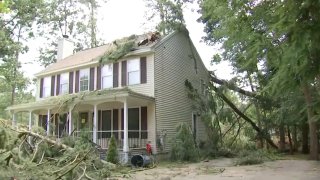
[
  {"left": 75, "top": 70, "right": 79, "bottom": 93},
  {"left": 69, "top": 72, "right": 74, "bottom": 94},
  {"left": 113, "top": 63, "right": 119, "bottom": 88},
  {"left": 89, "top": 67, "right": 94, "bottom": 91},
  {"left": 51, "top": 75, "right": 55, "bottom": 96},
  {"left": 121, "top": 61, "right": 127, "bottom": 86},
  {"left": 97, "top": 66, "right": 101, "bottom": 90},
  {"left": 56, "top": 74, "right": 60, "bottom": 95},
  {"left": 141, "top": 106, "right": 148, "bottom": 139},
  {"left": 140, "top": 57, "right": 147, "bottom": 84},
  {"left": 113, "top": 109, "right": 118, "bottom": 139},
  {"left": 40, "top": 78, "right": 44, "bottom": 98}
]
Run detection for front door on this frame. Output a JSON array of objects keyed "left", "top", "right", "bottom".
[{"left": 79, "top": 112, "right": 89, "bottom": 130}]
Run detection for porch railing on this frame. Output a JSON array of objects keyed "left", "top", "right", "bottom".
[{"left": 73, "top": 130, "right": 148, "bottom": 149}]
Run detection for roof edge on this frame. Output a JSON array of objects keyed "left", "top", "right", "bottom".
[{"left": 35, "top": 48, "right": 154, "bottom": 77}]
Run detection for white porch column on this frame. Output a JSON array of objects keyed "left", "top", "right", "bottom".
[
  {"left": 47, "top": 109, "right": 50, "bottom": 136},
  {"left": 28, "top": 111, "right": 32, "bottom": 131},
  {"left": 93, "top": 104, "right": 98, "bottom": 143},
  {"left": 12, "top": 112, "right": 16, "bottom": 128},
  {"left": 123, "top": 99, "right": 129, "bottom": 162},
  {"left": 68, "top": 108, "right": 72, "bottom": 135}
]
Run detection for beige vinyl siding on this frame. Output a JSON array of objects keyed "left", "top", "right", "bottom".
[
  {"left": 126, "top": 54, "right": 155, "bottom": 97},
  {"left": 154, "top": 31, "right": 209, "bottom": 152}
]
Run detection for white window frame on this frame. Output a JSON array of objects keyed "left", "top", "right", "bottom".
[
  {"left": 101, "top": 64, "right": 113, "bottom": 89},
  {"left": 43, "top": 76, "right": 51, "bottom": 98},
  {"left": 79, "top": 68, "right": 90, "bottom": 91},
  {"left": 60, "top": 73, "right": 69, "bottom": 94},
  {"left": 127, "top": 58, "right": 140, "bottom": 85}
]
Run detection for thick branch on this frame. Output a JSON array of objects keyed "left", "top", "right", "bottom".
[
  {"left": 210, "top": 74, "right": 260, "bottom": 99},
  {"left": 7, "top": 125, "right": 73, "bottom": 150},
  {"left": 212, "top": 86, "right": 278, "bottom": 149}
]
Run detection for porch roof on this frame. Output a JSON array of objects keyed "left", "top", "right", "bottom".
[{"left": 6, "top": 88, "right": 154, "bottom": 113}]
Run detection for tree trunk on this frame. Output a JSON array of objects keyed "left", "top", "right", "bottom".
[
  {"left": 279, "top": 123, "right": 286, "bottom": 152},
  {"left": 302, "top": 84, "right": 319, "bottom": 160},
  {"left": 248, "top": 75, "right": 264, "bottom": 148},
  {"left": 287, "top": 125, "right": 293, "bottom": 155},
  {"left": 301, "top": 121, "right": 309, "bottom": 154},
  {"left": 212, "top": 86, "right": 278, "bottom": 149},
  {"left": 292, "top": 125, "right": 298, "bottom": 152}
]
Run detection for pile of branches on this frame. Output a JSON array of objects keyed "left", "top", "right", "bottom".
[{"left": 0, "top": 120, "right": 115, "bottom": 179}]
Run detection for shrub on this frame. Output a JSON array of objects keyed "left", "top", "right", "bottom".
[
  {"left": 170, "top": 123, "right": 199, "bottom": 162},
  {"left": 106, "top": 135, "right": 118, "bottom": 164},
  {"left": 234, "top": 150, "right": 278, "bottom": 166}
]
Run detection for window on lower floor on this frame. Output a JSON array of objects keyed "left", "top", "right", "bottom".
[
  {"left": 128, "top": 108, "right": 140, "bottom": 138},
  {"left": 120, "top": 107, "right": 147, "bottom": 139},
  {"left": 98, "top": 110, "right": 112, "bottom": 138}
]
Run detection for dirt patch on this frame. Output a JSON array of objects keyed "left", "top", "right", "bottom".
[{"left": 121, "top": 158, "right": 320, "bottom": 180}]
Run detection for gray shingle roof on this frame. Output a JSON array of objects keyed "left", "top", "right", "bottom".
[{"left": 35, "top": 33, "right": 162, "bottom": 76}]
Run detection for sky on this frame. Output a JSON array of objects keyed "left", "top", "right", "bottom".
[{"left": 19, "top": 0, "right": 233, "bottom": 93}]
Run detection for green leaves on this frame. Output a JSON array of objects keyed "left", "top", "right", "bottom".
[{"left": 146, "top": 0, "right": 187, "bottom": 35}]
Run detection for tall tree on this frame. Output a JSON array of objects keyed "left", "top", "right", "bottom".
[
  {"left": 200, "top": 0, "right": 320, "bottom": 159},
  {"left": 145, "top": 0, "right": 189, "bottom": 35},
  {"left": 37, "top": 0, "right": 106, "bottom": 67},
  {"left": 0, "top": 0, "right": 44, "bottom": 105}
]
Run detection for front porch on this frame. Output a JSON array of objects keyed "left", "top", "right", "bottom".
[{"left": 7, "top": 88, "right": 156, "bottom": 162}]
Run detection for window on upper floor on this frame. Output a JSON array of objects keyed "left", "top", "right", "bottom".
[
  {"left": 79, "top": 68, "right": 89, "bottom": 91},
  {"left": 200, "top": 79, "right": 205, "bottom": 95},
  {"left": 127, "top": 58, "right": 140, "bottom": 85},
  {"left": 60, "top": 73, "right": 69, "bottom": 94},
  {"left": 43, "top": 76, "right": 51, "bottom": 98},
  {"left": 101, "top": 64, "right": 113, "bottom": 89}
]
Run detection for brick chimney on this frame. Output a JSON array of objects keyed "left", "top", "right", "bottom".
[{"left": 57, "top": 35, "right": 74, "bottom": 61}]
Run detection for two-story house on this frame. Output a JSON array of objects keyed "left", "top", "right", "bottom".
[{"left": 7, "top": 28, "right": 210, "bottom": 162}]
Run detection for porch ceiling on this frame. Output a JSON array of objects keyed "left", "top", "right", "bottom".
[{"left": 6, "top": 87, "right": 154, "bottom": 113}]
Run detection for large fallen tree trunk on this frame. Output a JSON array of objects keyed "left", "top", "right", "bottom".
[
  {"left": 0, "top": 120, "right": 73, "bottom": 151},
  {"left": 212, "top": 86, "right": 278, "bottom": 149},
  {"left": 18, "top": 130, "right": 73, "bottom": 150},
  {"left": 210, "top": 74, "right": 261, "bottom": 99}
]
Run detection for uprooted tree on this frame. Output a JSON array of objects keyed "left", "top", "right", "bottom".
[{"left": 0, "top": 119, "right": 114, "bottom": 179}]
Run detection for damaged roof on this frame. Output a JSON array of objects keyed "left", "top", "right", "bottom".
[{"left": 35, "top": 32, "right": 162, "bottom": 76}]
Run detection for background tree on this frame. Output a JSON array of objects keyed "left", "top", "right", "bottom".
[
  {"left": 0, "top": 0, "right": 44, "bottom": 106},
  {"left": 199, "top": 0, "right": 320, "bottom": 160},
  {"left": 36, "top": 0, "right": 107, "bottom": 67},
  {"left": 145, "top": 0, "right": 191, "bottom": 35}
]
